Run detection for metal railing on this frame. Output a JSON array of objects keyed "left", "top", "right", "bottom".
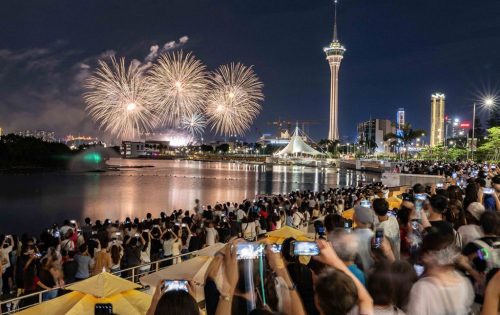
[
  {"left": 0, "top": 221, "right": 320, "bottom": 314},
  {"left": 0, "top": 251, "right": 195, "bottom": 314}
]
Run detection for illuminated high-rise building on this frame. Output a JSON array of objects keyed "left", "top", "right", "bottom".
[
  {"left": 430, "top": 93, "right": 445, "bottom": 146},
  {"left": 324, "top": 0, "right": 346, "bottom": 140},
  {"left": 397, "top": 108, "right": 405, "bottom": 129}
]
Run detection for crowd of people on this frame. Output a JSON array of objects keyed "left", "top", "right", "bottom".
[{"left": 0, "top": 162, "right": 499, "bottom": 315}]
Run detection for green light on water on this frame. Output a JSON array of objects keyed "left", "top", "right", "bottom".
[{"left": 83, "top": 152, "right": 102, "bottom": 164}]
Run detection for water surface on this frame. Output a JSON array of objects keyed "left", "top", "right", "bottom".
[{"left": 0, "top": 159, "right": 379, "bottom": 234}]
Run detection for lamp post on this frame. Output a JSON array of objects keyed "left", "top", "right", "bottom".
[{"left": 471, "top": 98, "right": 495, "bottom": 161}]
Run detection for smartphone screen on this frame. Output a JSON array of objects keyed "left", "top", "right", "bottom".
[
  {"left": 270, "top": 243, "right": 282, "bottom": 254},
  {"left": 236, "top": 243, "right": 265, "bottom": 260},
  {"left": 360, "top": 200, "right": 371, "bottom": 208},
  {"left": 413, "top": 264, "right": 424, "bottom": 277},
  {"left": 344, "top": 221, "right": 352, "bottom": 232},
  {"left": 436, "top": 183, "right": 444, "bottom": 188},
  {"left": 483, "top": 188, "right": 494, "bottom": 194},
  {"left": 374, "top": 229, "right": 384, "bottom": 249},
  {"left": 161, "top": 280, "right": 188, "bottom": 293},
  {"left": 292, "top": 241, "right": 320, "bottom": 256}
]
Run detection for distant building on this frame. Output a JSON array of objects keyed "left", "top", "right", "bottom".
[
  {"left": 430, "top": 93, "right": 445, "bottom": 146},
  {"left": 121, "top": 141, "right": 145, "bottom": 158},
  {"left": 357, "top": 119, "right": 395, "bottom": 154},
  {"left": 17, "top": 130, "right": 56, "bottom": 142},
  {"left": 121, "top": 140, "right": 171, "bottom": 158},
  {"left": 64, "top": 135, "right": 101, "bottom": 149}
]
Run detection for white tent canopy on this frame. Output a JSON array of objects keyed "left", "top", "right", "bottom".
[{"left": 274, "top": 126, "right": 325, "bottom": 157}]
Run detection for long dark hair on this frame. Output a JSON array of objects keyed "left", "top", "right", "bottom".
[
  {"left": 110, "top": 245, "right": 121, "bottom": 265},
  {"left": 153, "top": 290, "right": 199, "bottom": 315}
]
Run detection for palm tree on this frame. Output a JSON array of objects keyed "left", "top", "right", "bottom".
[
  {"left": 384, "top": 124, "right": 426, "bottom": 160},
  {"left": 318, "top": 139, "right": 340, "bottom": 157}
]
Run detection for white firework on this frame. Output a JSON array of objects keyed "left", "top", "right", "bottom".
[
  {"left": 205, "top": 63, "right": 263, "bottom": 136},
  {"left": 84, "top": 57, "right": 158, "bottom": 139},
  {"left": 181, "top": 113, "right": 207, "bottom": 136},
  {"left": 147, "top": 51, "right": 209, "bottom": 127}
]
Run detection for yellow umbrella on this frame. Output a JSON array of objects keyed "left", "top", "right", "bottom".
[
  {"left": 387, "top": 196, "right": 403, "bottom": 210},
  {"left": 342, "top": 208, "right": 354, "bottom": 221},
  {"left": 17, "top": 272, "right": 152, "bottom": 315},
  {"left": 264, "top": 226, "right": 311, "bottom": 244}
]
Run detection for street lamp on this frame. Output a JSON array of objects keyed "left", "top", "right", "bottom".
[{"left": 471, "top": 97, "right": 495, "bottom": 160}]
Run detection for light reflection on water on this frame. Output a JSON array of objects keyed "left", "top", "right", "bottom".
[{"left": 0, "top": 159, "right": 379, "bottom": 234}]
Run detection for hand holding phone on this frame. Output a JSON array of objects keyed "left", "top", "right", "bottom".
[
  {"left": 373, "top": 228, "right": 384, "bottom": 249},
  {"left": 236, "top": 242, "right": 265, "bottom": 260}
]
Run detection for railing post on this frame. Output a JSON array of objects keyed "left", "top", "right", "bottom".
[
  {"left": 132, "top": 267, "right": 135, "bottom": 283},
  {"left": 155, "top": 261, "right": 159, "bottom": 272},
  {"left": 39, "top": 291, "right": 42, "bottom": 304}
]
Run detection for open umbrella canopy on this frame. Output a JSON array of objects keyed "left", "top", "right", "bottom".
[
  {"left": 140, "top": 256, "right": 212, "bottom": 302},
  {"left": 194, "top": 242, "right": 226, "bottom": 256},
  {"left": 265, "top": 226, "right": 311, "bottom": 244},
  {"left": 17, "top": 273, "right": 152, "bottom": 315},
  {"left": 67, "top": 270, "right": 140, "bottom": 298},
  {"left": 387, "top": 196, "right": 403, "bottom": 210}
]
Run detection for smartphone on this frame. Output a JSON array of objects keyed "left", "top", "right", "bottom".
[
  {"left": 95, "top": 303, "right": 113, "bottom": 315},
  {"left": 181, "top": 224, "right": 186, "bottom": 227},
  {"left": 413, "top": 264, "right": 424, "bottom": 277},
  {"left": 53, "top": 230, "right": 60, "bottom": 238},
  {"left": 344, "top": 221, "right": 352, "bottom": 232},
  {"left": 92, "top": 231, "right": 97, "bottom": 235},
  {"left": 451, "top": 172, "right": 457, "bottom": 179},
  {"left": 436, "top": 183, "right": 444, "bottom": 188},
  {"left": 161, "top": 280, "right": 189, "bottom": 293},
  {"left": 373, "top": 228, "right": 384, "bottom": 249},
  {"left": 414, "top": 194, "right": 427, "bottom": 201},
  {"left": 70, "top": 220, "right": 76, "bottom": 224},
  {"left": 115, "top": 232, "right": 121, "bottom": 236},
  {"left": 34, "top": 253, "right": 42, "bottom": 258},
  {"left": 270, "top": 244, "right": 282, "bottom": 254},
  {"left": 236, "top": 242, "right": 265, "bottom": 260},
  {"left": 134, "top": 233, "right": 140, "bottom": 237},
  {"left": 143, "top": 229, "right": 150, "bottom": 233},
  {"left": 483, "top": 188, "right": 495, "bottom": 194},
  {"left": 360, "top": 200, "right": 371, "bottom": 208},
  {"left": 317, "top": 226, "right": 326, "bottom": 234},
  {"left": 387, "top": 210, "right": 396, "bottom": 217},
  {"left": 291, "top": 241, "right": 320, "bottom": 256}
]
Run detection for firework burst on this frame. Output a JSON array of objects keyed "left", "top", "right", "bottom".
[
  {"left": 84, "top": 57, "right": 157, "bottom": 139},
  {"left": 181, "top": 112, "right": 207, "bottom": 137},
  {"left": 205, "top": 63, "right": 263, "bottom": 136},
  {"left": 147, "top": 51, "right": 209, "bottom": 127}
]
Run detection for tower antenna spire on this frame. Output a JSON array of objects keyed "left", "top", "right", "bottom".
[{"left": 333, "top": 0, "right": 339, "bottom": 42}]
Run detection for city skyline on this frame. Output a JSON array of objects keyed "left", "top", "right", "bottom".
[{"left": 0, "top": 0, "right": 499, "bottom": 142}]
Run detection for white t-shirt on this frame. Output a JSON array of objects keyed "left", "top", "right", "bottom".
[
  {"left": 406, "top": 273, "right": 474, "bottom": 315},
  {"left": 457, "top": 225, "right": 484, "bottom": 247},
  {"left": 162, "top": 239, "right": 174, "bottom": 256},
  {"left": 292, "top": 212, "right": 304, "bottom": 228},
  {"left": 378, "top": 216, "right": 401, "bottom": 260},
  {"left": 236, "top": 209, "right": 247, "bottom": 221},
  {"left": 242, "top": 221, "right": 257, "bottom": 240},
  {"left": 205, "top": 227, "right": 218, "bottom": 246}
]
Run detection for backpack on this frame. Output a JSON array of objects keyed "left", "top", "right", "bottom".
[{"left": 472, "top": 239, "right": 500, "bottom": 273}]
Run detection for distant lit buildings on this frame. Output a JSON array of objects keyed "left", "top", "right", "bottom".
[
  {"left": 357, "top": 119, "right": 395, "bottom": 154},
  {"left": 64, "top": 135, "right": 101, "bottom": 149},
  {"left": 430, "top": 93, "right": 445, "bottom": 147},
  {"left": 17, "top": 129, "right": 56, "bottom": 142},
  {"left": 121, "top": 140, "right": 171, "bottom": 158}
]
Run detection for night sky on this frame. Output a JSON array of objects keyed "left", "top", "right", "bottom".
[{"left": 1, "top": 0, "right": 500, "bottom": 143}]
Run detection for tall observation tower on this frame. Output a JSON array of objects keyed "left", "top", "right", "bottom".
[{"left": 324, "top": 0, "right": 346, "bottom": 141}]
